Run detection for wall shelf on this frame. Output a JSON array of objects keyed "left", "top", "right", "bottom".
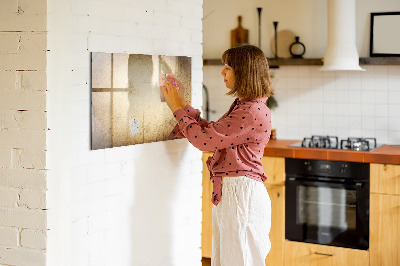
[{"left": 203, "top": 57, "right": 400, "bottom": 67}]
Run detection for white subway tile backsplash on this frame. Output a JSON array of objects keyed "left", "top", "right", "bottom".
[
  {"left": 204, "top": 65, "right": 400, "bottom": 144},
  {"left": 361, "top": 104, "right": 374, "bottom": 117},
  {"left": 323, "top": 103, "right": 336, "bottom": 115},
  {"left": 388, "top": 76, "right": 400, "bottom": 91},
  {"left": 374, "top": 90, "right": 388, "bottom": 104},
  {"left": 375, "top": 117, "right": 389, "bottom": 130},
  {"left": 362, "top": 90, "right": 375, "bottom": 104},
  {"left": 388, "top": 65, "right": 400, "bottom": 76},
  {"left": 298, "top": 77, "right": 311, "bottom": 89},
  {"left": 285, "top": 66, "right": 298, "bottom": 77},
  {"left": 348, "top": 90, "right": 362, "bottom": 103},
  {"left": 336, "top": 90, "right": 349, "bottom": 103},
  {"left": 348, "top": 116, "right": 363, "bottom": 129},
  {"left": 388, "top": 91, "right": 400, "bottom": 104},
  {"left": 388, "top": 131, "right": 400, "bottom": 143},
  {"left": 349, "top": 128, "right": 362, "bottom": 137},
  {"left": 374, "top": 77, "right": 388, "bottom": 91},
  {"left": 336, "top": 115, "right": 348, "bottom": 129},
  {"left": 362, "top": 116, "right": 375, "bottom": 130},
  {"left": 286, "top": 77, "right": 299, "bottom": 89},
  {"left": 374, "top": 130, "right": 389, "bottom": 144},
  {"left": 375, "top": 104, "right": 389, "bottom": 117},
  {"left": 374, "top": 65, "right": 388, "bottom": 77},
  {"left": 389, "top": 104, "right": 400, "bottom": 117},
  {"left": 389, "top": 117, "right": 400, "bottom": 131}
]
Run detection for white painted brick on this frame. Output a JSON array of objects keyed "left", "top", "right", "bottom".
[
  {"left": 0, "top": 149, "right": 11, "bottom": 169},
  {"left": 19, "top": 189, "right": 46, "bottom": 209},
  {"left": 0, "top": 169, "right": 47, "bottom": 189},
  {"left": 166, "top": 0, "right": 191, "bottom": 15},
  {"left": 1, "top": 110, "right": 46, "bottom": 130},
  {"left": 87, "top": 164, "right": 108, "bottom": 183},
  {"left": 0, "top": 32, "right": 20, "bottom": 54},
  {"left": 153, "top": 11, "right": 180, "bottom": 27},
  {"left": 0, "top": 0, "right": 18, "bottom": 13},
  {"left": 0, "top": 90, "right": 46, "bottom": 111},
  {"left": 120, "top": 36, "right": 153, "bottom": 55},
  {"left": 181, "top": 15, "right": 202, "bottom": 30},
  {"left": 19, "top": 0, "right": 47, "bottom": 15},
  {"left": 20, "top": 149, "right": 46, "bottom": 170},
  {"left": 0, "top": 13, "right": 46, "bottom": 32},
  {"left": 0, "top": 129, "right": 46, "bottom": 150},
  {"left": 0, "top": 187, "right": 19, "bottom": 208},
  {"left": 0, "top": 227, "right": 19, "bottom": 247},
  {"left": 88, "top": 211, "right": 109, "bottom": 233},
  {"left": 190, "top": 3, "right": 203, "bottom": 19},
  {"left": 0, "top": 34, "right": 47, "bottom": 71},
  {"left": 16, "top": 70, "right": 47, "bottom": 91},
  {"left": 0, "top": 208, "right": 46, "bottom": 230},
  {"left": 105, "top": 178, "right": 123, "bottom": 196},
  {"left": 0, "top": 71, "right": 16, "bottom": 90},
  {"left": 20, "top": 229, "right": 46, "bottom": 249},
  {"left": 0, "top": 247, "right": 45, "bottom": 266}
]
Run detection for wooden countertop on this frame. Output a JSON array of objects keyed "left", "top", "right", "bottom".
[{"left": 263, "top": 139, "right": 400, "bottom": 165}]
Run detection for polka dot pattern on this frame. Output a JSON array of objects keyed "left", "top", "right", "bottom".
[{"left": 170, "top": 97, "right": 272, "bottom": 206}]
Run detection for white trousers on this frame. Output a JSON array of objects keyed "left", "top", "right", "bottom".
[{"left": 212, "top": 176, "right": 271, "bottom": 266}]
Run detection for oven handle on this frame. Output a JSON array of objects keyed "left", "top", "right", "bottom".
[
  {"left": 314, "top": 252, "right": 335, "bottom": 257},
  {"left": 286, "top": 177, "right": 364, "bottom": 189}
]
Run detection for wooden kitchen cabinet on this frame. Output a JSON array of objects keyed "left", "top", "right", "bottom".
[
  {"left": 370, "top": 163, "right": 400, "bottom": 195},
  {"left": 264, "top": 184, "right": 285, "bottom": 266},
  {"left": 202, "top": 152, "right": 213, "bottom": 258},
  {"left": 201, "top": 154, "right": 286, "bottom": 266},
  {"left": 284, "top": 241, "right": 369, "bottom": 266},
  {"left": 262, "top": 156, "right": 285, "bottom": 266},
  {"left": 370, "top": 163, "right": 400, "bottom": 266}
]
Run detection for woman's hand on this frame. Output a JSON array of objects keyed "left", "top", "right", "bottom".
[{"left": 161, "top": 76, "right": 186, "bottom": 113}]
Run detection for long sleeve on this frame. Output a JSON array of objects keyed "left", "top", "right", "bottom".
[
  {"left": 172, "top": 105, "right": 257, "bottom": 152},
  {"left": 170, "top": 104, "right": 210, "bottom": 138}
]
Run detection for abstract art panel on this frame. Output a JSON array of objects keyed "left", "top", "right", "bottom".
[{"left": 91, "top": 53, "right": 191, "bottom": 150}]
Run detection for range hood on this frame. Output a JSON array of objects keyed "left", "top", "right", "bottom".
[{"left": 320, "top": 0, "right": 365, "bottom": 71}]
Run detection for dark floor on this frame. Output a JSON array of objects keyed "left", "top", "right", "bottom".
[{"left": 202, "top": 257, "right": 211, "bottom": 266}]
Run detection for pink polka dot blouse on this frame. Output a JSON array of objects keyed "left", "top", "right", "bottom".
[{"left": 170, "top": 97, "right": 271, "bottom": 206}]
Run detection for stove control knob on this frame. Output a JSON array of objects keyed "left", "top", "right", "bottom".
[
  {"left": 304, "top": 161, "right": 312, "bottom": 171},
  {"left": 340, "top": 164, "right": 347, "bottom": 174}
]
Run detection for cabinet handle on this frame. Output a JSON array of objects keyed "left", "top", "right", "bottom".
[{"left": 314, "top": 252, "right": 335, "bottom": 257}]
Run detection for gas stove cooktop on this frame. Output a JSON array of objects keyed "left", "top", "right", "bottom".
[{"left": 289, "top": 135, "right": 383, "bottom": 151}]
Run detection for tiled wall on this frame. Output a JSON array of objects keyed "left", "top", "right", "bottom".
[{"left": 203, "top": 65, "right": 400, "bottom": 144}]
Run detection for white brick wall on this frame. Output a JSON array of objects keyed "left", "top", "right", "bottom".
[
  {"left": 0, "top": 0, "right": 48, "bottom": 265},
  {"left": 47, "top": 1, "right": 203, "bottom": 266}
]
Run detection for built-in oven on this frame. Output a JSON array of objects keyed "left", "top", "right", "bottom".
[{"left": 285, "top": 158, "right": 370, "bottom": 250}]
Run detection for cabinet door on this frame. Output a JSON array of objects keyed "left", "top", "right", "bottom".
[
  {"left": 370, "top": 193, "right": 400, "bottom": 266},
  {"left": 284, "top": 241, "right": 369, "bottom": 266},
  {"left": 264, "top": 184, "right": 284, "bottom": 266},
  {"left": 261, "top": 156, "right": 285, "bottom": 185},
  {"left": 202, "top": 152, "right": 213, "bottom": 258},
  {"left": 370, "top": 163, "right": 400, "bottom": 195}
]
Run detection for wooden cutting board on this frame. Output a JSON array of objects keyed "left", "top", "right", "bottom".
[{"left": 231, "top": 16, "right": 249, "bottom": 48}]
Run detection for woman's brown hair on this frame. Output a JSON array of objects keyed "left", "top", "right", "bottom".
[{"left": 221, "top": 44, "right": 273, "bottom": 99}]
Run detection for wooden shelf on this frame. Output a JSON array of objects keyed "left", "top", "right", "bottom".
[
  {"left": 203, "top": 57, "right": 400, "bottom": 67},
  {"left": 203, "top": 58, "right": 323, "bottom": 67},
  {"left": 359, "top": 57, "right": 400, "bottom": 65}
]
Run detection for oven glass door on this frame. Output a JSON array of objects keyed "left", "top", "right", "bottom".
[{"left": 286, "top": 179, "right": 369, "bottom": 250}]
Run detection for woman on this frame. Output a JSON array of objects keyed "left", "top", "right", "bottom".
[{"left": 161, "top": 44, "right": 273, "bottom": 266}]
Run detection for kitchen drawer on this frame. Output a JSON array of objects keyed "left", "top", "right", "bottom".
[
  {"left": 370, "top": 163, "right": 400, "bottom": 196},
  {"left": 284, "top": 241, "right": 369, "bottom": 266}
]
